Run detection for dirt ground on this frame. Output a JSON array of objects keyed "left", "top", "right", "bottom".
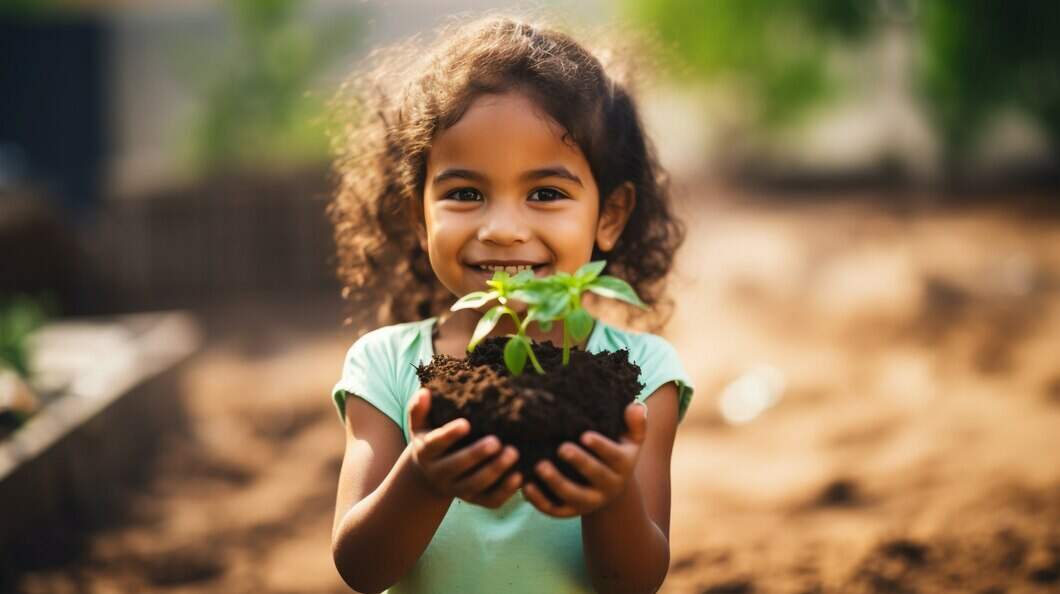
[{"left": 12, "top": 189, "right": 1060, "bottom": 593}]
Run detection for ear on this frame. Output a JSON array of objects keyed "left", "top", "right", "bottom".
[{"left": 595, "top": 182, "right": 636, "bottom": 253}]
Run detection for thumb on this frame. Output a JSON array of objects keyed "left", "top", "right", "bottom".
[
  {"left": 624, "top": 400, "right": 648, "bottom": 444},
  {"left": 408, "top": 388, "right": 431, "bottom": 434}
]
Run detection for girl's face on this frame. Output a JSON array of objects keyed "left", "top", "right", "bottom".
[{"left": 420, "top": 91, "right": 632, "bottom": 300}]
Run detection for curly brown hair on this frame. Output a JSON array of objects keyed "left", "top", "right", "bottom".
[{"left": 327, "top": 14, "right": 685, "bottom": 331}]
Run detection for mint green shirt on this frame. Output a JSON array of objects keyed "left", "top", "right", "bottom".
[{"left": 332, "top": 317, "right": 694, "bottom": 594}]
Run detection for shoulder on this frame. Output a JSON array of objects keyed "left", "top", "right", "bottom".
[
  {"left": 592, "top": 319, "right": 695, "bottom": 421},
  {"left": 345, "top": 318, "right": 434, "bottom": 362},
  {"left": 592, "top": 320, "right": 680, "bottom": 366},
  {"left": 334, "top": 318, "right": 434, "bottom": 434}
]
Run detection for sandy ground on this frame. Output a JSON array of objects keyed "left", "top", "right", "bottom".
[{"left": 12, "top": 190, "right": 1060, "bottom": 593}]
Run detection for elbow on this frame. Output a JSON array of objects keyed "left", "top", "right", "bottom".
[
  {"left": 332, "top": 538, "right": 390, "bottom": 594},
  {"left": 590, "top": 542, "right": 670, "bottom": 594}
]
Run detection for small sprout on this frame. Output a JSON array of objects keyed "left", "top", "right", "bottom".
[{"left": 451, "top": 260, "right": 645, "bottom": 375}]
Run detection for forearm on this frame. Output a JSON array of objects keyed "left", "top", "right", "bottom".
[
  {"left": 581, "top": 478, "right": 670, "bottom": 594},
  {"left": 332, "top": 446, "right": 452, "bottom": 593}
]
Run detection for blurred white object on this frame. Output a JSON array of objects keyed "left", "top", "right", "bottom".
[
  {"left": 719, "top": 364, "right": 786, "bottom": 425},
  {"left": 0, "top": 368, "right": 39, "bottom": 417}
]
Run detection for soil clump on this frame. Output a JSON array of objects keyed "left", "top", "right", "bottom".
[{"left": 416, "top": 336, "right": 642, "bottom": 498}]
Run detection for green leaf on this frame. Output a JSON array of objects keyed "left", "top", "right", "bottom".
[
  {"left": 536, "top": 290, "right": 572, "bottom": 320},
  {"left": 451, "top": 290, "right": 499, "bottom": 311},
  {"left": 503, "top": 336, "right": 528, "bottom": 376},
  {"left": 510, "top": 285, "right": 552, "bottom": 305},
  {"left": 525, "top": 299, "right": 566, "bottom": 331},
  {"left": 574, "top": 260, "right": 607, "bottom": 284},
  {"left": 485, "top": 270, "right": 511, "bottom": 292},
  {"left": 565, "top": 306, "right": 594, "bottom": 342},
  {"left": 511, "top": 269, "right": 535, "bottom": 285},
  {"left": 587, "top": 276, "right": 647, "bottom": 309},
  {"left": 468, "top": 305, "right": 503, "bottom": 352}
]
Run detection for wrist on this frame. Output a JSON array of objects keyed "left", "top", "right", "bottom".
[
  {"left": 398, "top": 446, "right": 454, "bottom": 506},
  {"left": 584, "top": 477, "right": 640, "bottom": 523}
]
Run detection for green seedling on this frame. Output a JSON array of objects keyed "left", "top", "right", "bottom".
[{"left": 450, "top": 260, "right": 645, "bottom": 375}]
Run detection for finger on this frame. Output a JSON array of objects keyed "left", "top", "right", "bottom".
[
  {"left": 536, "top": 460, "right": 605, "bottom": 509},
  {"left": 430, "top": 435, "right": 500, "bottom": 481},
  {"left": 407, "top": 388, "right": 432, "bottom": 433},
  {"left": 416, "top": 418, "right": 472, "bottom": 460},
  {"left": 453, "top": 445, "right": 518, "bottom": 494},
  {"left": 579, "top": 431, "right": 631, "bottom": 473},
  {"left": 523, "top": 482, "right": 578, "bottom": 518},
  {"left": 472, "top": 471, "right": 522, "bottom": 508},
  {"left": 623, "top": 401, "right": 648, "bottom": 445},
  {"left": 558, "top": 442, "right": 621, "bottom": 490}
]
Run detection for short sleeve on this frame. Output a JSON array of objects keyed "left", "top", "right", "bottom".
[
  {"left": 332, "top": 329, "right": 406, "bottom": 430},
  {"left": 633, "top": 335, "right": 695, "bottom": 423}
]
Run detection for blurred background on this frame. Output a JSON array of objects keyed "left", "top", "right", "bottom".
[{"left": 2, "top": 1, "right": 1058, "bottom": 593}]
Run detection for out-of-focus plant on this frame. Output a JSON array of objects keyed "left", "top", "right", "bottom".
[
  {"left": 0, "top": 296, "right": 47, "bottom": 378},
  {"left": 628, "top": 0, "right": 1060, "bottom": 176},
  {"left": 918, "top": 0, "right": 1060, "bottom": 172},
  {"left": 625, "top": 0, "right": 874, "bottom": 129},
  {"left": 188, "top": 0, "right": 359, "bottom": 173},
  {"left": 0, "top": 0, "right": 63, "bottom": 18}
]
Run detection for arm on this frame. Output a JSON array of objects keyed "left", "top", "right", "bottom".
[
  {"left": 523, "top": 382, "right": 680, "bottom": 594},
  {"left": 581, "top": 383, "right": 677, "bottom": 593},
  {"left": 332, "top": 390, "right": 523, "bottom": 593},
  {"left": 331, "top": 396, "right": 450, "bottom": 594}
]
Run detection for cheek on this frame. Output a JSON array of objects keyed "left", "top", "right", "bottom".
[
  {"left": 425, "top": 211, "right": 472, "bottom": 259},
  {"left": 542, "top": 203, "right": 600, "bottom": 257}
]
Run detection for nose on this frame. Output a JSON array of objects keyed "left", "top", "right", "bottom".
[{"left": 477, "top": 203, "right": 530, "bottom": 245}]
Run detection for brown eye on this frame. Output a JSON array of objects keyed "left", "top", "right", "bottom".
[
  {"left": 447, "top": 188, "right": 483, "bottom": 202},
  {"left": 528, "top": 188, "right": 566, "bottom": 202}
]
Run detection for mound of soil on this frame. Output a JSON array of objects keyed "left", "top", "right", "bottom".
[{"left": 416, "top": 337, "right": 643, "bottom": 500}]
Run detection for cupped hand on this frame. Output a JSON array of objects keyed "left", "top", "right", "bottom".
[
  {"left": 523, "top": 400, "right": 647, "bottom": 518},
  {"left": 406, "top": 388, "right": 523, "bottom": 508}
]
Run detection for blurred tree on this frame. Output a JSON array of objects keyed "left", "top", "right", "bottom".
[
  {"left": 918, "top": 0, "right": 1060, "bottom": 172},
  {"left": 628, "top": 0, "right": 1060, "bottom": 178},
  {"left": 188, "top": 0, "right": 359, "bottom": 174},
  {"left": 625, "top": 0, "right": 874, "bottom": 129}
]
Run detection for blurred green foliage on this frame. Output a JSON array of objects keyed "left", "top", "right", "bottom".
[
  {"left": 188, "top": 0, "right": 359, "bottom": 174},
  {"left": 625, "top": 0, "right": 874, "bottom": 128},
  {"left": 0, "top": 296, "right": 47, "bottom": 378},
  {"left": 919, "top": 0, "right": 1060, "bottom": 169},
  {"left": 629, "top": 0, "right": 1060, "bottom": 172},
  {"left": 0, "top": 0, "right": 64, "bottom": 18}
]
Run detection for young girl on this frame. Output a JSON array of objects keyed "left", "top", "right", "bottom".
[{"left": 328, "top": 15, "right": 694, "bottom": 594}]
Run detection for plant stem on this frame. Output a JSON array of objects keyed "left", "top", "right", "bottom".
[
  {"left": 501, "top": 307, "right": 523, "bottom": 331},
  {"left": 526, "top": 344, "right": 545, "bottom": 374},
  {"left": 562, "top": 322, "right": 571, "bottom": 366},
  {"left": 503, "top": 306, "right": 545, "bottom": 374}
]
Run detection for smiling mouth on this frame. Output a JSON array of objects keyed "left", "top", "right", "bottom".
[{"left": 468, "top": 262, "right": 548, "bottom": 276}]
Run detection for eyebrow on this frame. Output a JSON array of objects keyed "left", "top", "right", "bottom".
[{"left": 432, "top": 166, "right": 584, "bottom": 188}]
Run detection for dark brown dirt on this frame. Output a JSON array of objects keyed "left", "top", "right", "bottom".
[{"left": 416, "top": 336, "right": 643, "bottom": 499}]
